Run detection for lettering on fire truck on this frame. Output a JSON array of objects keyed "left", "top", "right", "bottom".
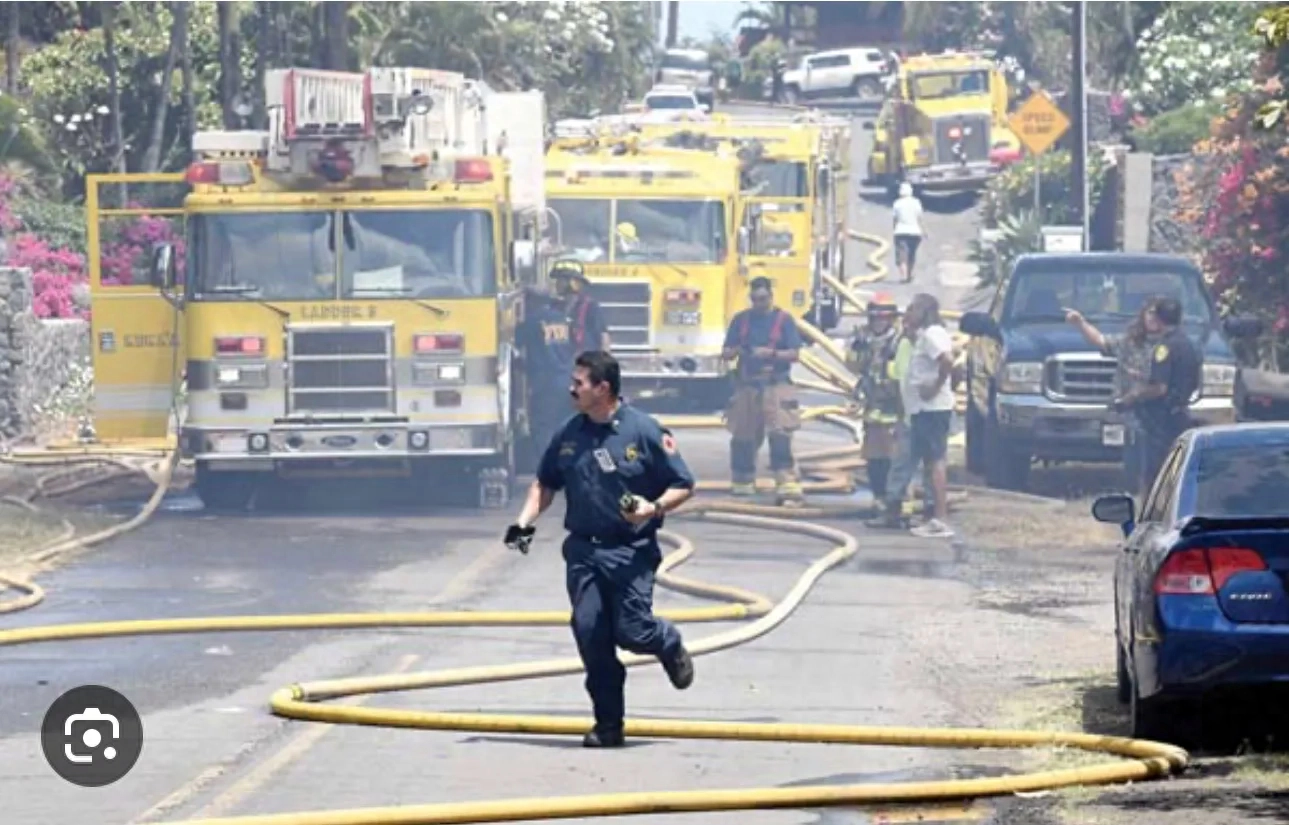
[
  {"left": 123, "top": 333, "right": 179, "bottom": 349},
  {"left": 298, "top": 304, "right": 380, "bottom": 321}
]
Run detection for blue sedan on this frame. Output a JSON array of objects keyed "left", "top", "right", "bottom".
[{"left": 1092, "top": 422, "right": 1289, "bottom": 746}]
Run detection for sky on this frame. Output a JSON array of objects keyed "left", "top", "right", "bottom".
[{"left": 672, "top": 1, "right": 753, "bottom": 41}]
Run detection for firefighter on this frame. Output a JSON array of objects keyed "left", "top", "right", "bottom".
[
  {"left": 720, "top": 276, "right": 804, "bottom": 504},
  {"left": 847, "top": 294, "right": 903, "bottom": 501},
  {"left": 504, "top": 351, "right": 697, "bottom": 748},
  {"left": 550, "top": 259, "right": 612, "bottom": 352},
  {"left": 516, "top": 286, "right": 576, "bottom": 466}
]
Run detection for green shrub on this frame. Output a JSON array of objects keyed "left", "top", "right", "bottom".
[{"left": 1129, "top": 101, "right": 1223, "bottom": 155}]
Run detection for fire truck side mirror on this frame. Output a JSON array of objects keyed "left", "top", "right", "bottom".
[
  {"left": 151, "top": 243, "right": 177, "bottom": 290},
  {"left": 511, "top": 240, "right": 536, "bottom": 282}
]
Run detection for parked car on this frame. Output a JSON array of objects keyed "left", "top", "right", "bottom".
[
  {"left": 776, "top": 47, "right": 890, "bottom": 104},
  {"left": 654, "top": 48, "right": 716, "bottom": 110},
  {"left": 1093, "top": 422, "right": 1289, "bottom": 746},
  {"left": 959, "top": 253, "right": 1248, "bottom": 491}
]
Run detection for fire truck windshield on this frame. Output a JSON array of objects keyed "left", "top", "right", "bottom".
[
  {"left": 910, "top": 69, "right": 990, "bottom": 100},
  {"left": 547, "top": 198, "right": 725, "bottom": 264},
  {"left": 742, "top": 161, "right": 808, "bottom": 200},
  {"left": 188, "top": 208, "right": 497, "bottom": 300}
]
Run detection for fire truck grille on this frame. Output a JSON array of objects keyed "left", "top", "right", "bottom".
[
  {"left": 585, "top": 280, "right": 652, "bottom": 348},
  {"left": 287, "top": 326, "right": 395, "bottom": 414}
]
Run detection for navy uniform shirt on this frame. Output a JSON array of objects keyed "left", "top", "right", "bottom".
[
  {"left": 1140, "top": 326, "right": 1200, "bottom": 431},
  {"left": 537, "top": 403, "right": 696, "bottom": 543},
  {"left": 723, "top": 307, "right": 802, "bottom": 382},
  {"left": 518, "top": 302, "right": 575, "bottom": 391}
]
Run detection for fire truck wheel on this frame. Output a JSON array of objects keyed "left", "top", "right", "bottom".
[{"left": 194, "top": 463, "right": 259, "bottom": 512}]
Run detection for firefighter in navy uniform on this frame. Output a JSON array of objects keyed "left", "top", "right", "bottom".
[
  {"left": 1112, "top": 297, "right": 1200, "bottom": 489},
  {"left": 517, "top": 286, "right": 576, "bottom": 466},
  {"left": 503, "top": 350, "right": 697, "bottom": 748},
  {"left": 721, "top": 276, "right": 805, "bottom": 504},
  {"left": 549, "top": 259, "right": 611, "bottom": 352},
  {"left": 847, "top": 294, "right": 903, "bottom": 501}
]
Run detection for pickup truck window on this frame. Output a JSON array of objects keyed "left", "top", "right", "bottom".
[
  {"left": 1004, "top": 267, "right": 1214, "bottom": 324},
  {"left": 1195, "top": 444, "right": 1289, "bottom": 517}
]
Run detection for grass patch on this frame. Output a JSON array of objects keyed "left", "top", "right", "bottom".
[
  {"left": 1231, "top": 754, "right": 1289, "bottom": 789},
  {"left": 0, "top": 499, "right": 124, "bottom": 567},
  {"left": 953, "top": 496, "right": 1120, "bottom": 555}
]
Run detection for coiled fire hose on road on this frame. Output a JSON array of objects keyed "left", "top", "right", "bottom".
[{"left": 0, "top": 232, "right": 1187, "bottom": 825}]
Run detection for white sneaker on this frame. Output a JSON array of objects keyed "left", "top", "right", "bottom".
[{"left": 910, "top": 518, "right": 953, "bottom": 538}]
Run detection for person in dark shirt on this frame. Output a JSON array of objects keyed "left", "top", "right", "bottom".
[
  {"left": 517, "top": 286, "right": 576, "bottom": 464},
  {"left": 503, "top": 350, "right": 697, "bottom": 748},
  {"left": 720, "top": 276, "right": 804, "bottom": 504},
  {"left": 1113, "top": 297, "right": 1200, "bottom": 491},
  {"left": 549, "top": 259, "right": 611, "bottom": 352}
]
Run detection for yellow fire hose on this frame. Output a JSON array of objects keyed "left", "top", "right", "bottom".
[{"left": 0, "top": 231, "right": 1187, "bottom": 825}]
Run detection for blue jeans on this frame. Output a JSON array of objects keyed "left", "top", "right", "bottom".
[{"left": 884, "top": 421, "right": 933, "bottom": 516}]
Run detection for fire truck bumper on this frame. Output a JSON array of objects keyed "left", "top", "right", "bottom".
[
  {"left": 906, "top": 161, "right": 999, "bottom": 191},
  {"left": 183, "top": 422, "right": 505, "bottom": 471},
  {"left": 613, "top": 351, "right": 727, "bottom": 379}
]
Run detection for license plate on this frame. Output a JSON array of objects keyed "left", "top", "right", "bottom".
[{"left": 1102, "top": 424, "right": 1125, "bottom": 447}]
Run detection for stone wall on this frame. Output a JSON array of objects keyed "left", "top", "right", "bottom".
[{"left": 0, "top": 267, "right": 90, "bottom": 445}]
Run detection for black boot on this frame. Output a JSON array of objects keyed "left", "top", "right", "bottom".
[
  {"left": 582, "top": 727, "right": 625, "bottom": 748},
  {"left": 661, "top": 644, "right": 694, "bottom": 689}
]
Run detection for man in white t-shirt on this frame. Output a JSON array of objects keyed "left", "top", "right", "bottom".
[
  {"left": 899, "top": 293, "right": 954, "bottom": 538},
  {"left": 891, "top": 182, "right": 926, "bottom": 283}
]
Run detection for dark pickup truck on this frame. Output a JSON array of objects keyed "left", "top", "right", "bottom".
[{"left": 958, "top": 253, "right": 1250, "bottom": 491}]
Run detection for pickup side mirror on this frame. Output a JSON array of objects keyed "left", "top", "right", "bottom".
[
  {"left": 959, "top": 310, "right": 1001, "bottom": 340},
  {"left": 1223, "top": 315, "right": 1263, "bottom": 339},
  {"left": 150, "top": 243, "right": 177, "bottom": 290},
  {"left": 1092, "top": 493, "right": 1136, "bottom": 538}
]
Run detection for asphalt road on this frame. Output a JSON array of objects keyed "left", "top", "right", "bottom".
[{"left": 0, "top": 105, "right": 1006, "bottom": 825}]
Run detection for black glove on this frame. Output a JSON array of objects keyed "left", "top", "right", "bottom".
[
  {"left": 1110, "top": 397, "right": 1129, "bottom": 414},
  {"left": 504, "top": 523, "right": 535, "bottom": 554}
]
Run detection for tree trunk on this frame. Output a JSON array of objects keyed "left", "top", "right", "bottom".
[
  {"left": 181, "top": 5, "right": 195, "bottom": 163},
  {"left": 322, "top": 1, "right": 350, "bottom": 71},
  {"left": 103, "top": 2, "right": 127, "bottom": 204},
  {"left": 4, "top": 4, "right": 18, "bottom": 95},
  {"left": 141, "top": 2, "right": 185, "bottom": 173},
  {"left": 252, "top": 1, "right": 273, "bottom": 129},
  {"left": 217, "top": 2, "right": 243, "bottom": 128}
]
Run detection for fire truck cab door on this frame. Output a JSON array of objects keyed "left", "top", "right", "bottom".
[{"left": 85, "top": 173, "right": 188, "bottom": 442}]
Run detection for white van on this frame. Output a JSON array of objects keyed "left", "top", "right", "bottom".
[{"left": 655, "top": 48, "right": 715, "bottom": 109}]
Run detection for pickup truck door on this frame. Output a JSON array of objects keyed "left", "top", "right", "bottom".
[{"left": 969, "top": 271, "right": 1010, "bottom": 412}]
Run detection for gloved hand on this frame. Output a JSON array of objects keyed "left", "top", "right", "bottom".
[
  {"left": 1109, "top": 397, "right": 1129, "bottom": 414},
  {"left": 503, "top": 523, "right": 536, "bottom": 554}
]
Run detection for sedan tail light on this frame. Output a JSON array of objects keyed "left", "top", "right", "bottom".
[{"left": 1154, "top": 547, "right": 1267, "bottom": 595}]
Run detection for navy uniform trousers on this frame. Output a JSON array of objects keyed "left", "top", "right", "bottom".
[
  {"left": 536, "top": 403, "right": 695, "bottom": 735},
  {"left": 563, "top": 534, "right": 682, "bottom": 733}
]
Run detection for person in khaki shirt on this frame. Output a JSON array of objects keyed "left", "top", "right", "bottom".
[{"left": 720, "top": 276, "right": 804, "bottom": 505}]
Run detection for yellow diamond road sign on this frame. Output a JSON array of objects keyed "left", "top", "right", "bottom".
[{"left": 1008, "top": 91, "right": 1071, "bottom": 156}]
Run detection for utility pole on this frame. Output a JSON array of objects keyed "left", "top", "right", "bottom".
[
  {"left": 666, "top": 0, "right": 679, "bottom": 48},
  {"left": 1071, "top": 0, "right": 1089, "bottom": 249}
]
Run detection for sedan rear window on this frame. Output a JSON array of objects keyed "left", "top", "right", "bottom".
[{"left": 1195, "top": 444, "right": 1289, "bottom": 517}]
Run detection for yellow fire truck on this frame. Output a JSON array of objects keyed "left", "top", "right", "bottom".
[
  {"left": 85, "top": 67, "right": 547, "bottom": 510},
  {"left": 865, "top": 50, "right": 1023, "bottom": 194},
  {"left": 632, "top": 114, "right": 850, "bottom": 330},
  {"left": 543, "top": 133, "right": 744, "bottom": 407}
]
